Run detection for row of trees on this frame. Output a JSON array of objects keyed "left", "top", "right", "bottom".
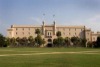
[
  {"left": 87, "top": 36, "right": 100, "bottom": 48},
  {"left": 0, "top": 29, "right": 46, "bottom": 47},
  {"left": 53, "top": 31, "right": 100, "bottom": 48},
  {"left": 0, "top": 29, "right": 100, "bottom": 48},
  {"left": 52, "top": 31, "right": 87, "bottom": 47},
  {"left": 5, "top": 36, "right": 45, "bottom": 47}
]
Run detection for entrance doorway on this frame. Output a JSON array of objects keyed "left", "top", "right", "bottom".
[{"left": 47, "top": 39, "right": 52, "bottom": 47}]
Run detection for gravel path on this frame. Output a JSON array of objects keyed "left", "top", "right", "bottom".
[{"left": 0, "top": 51, "right": 99, "bottom": 57}]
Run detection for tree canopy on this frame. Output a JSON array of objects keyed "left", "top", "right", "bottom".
[
  {"left": 56, "top": 31, "right": 61, "bottom": 37},
  {"left": 35, "top": 29, "right": 41, "bottom": 35},
  {"left": 0, "top": 34, "right": 5, "bottom": 47}
]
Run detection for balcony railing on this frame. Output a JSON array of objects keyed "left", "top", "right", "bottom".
[{"left": 45, "top": 36, "right": 52, "bottom": 38}]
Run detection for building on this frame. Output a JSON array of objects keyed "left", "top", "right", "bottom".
[{"left": 7, "top": 21, "right": 100, "bottom": 42}]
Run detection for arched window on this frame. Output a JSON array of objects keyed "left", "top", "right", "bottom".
[
  {"left": 48, "top": 32, "right": 49, "bottom": 36},
  {"left": 50, "top": 32, "right": 51, "bottom": 36}
]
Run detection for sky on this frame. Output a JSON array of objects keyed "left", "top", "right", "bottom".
[{"left": 0, "top": 0, "right": 100, "bottom": 36}]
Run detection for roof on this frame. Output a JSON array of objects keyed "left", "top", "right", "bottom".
[
  {"left": 11, "top": 25, "right": 41, "bottom": 28},
  {"left": 56, "top": 25, "right": 85, "bottom": 28}
]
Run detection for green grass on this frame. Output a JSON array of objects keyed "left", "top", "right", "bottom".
[{"left": 0, "top": 47, "right": 100, "bottom": 67}]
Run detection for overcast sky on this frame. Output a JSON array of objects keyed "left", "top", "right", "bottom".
[{"left": 0, "top": 0, "right": 100, "bottom": 36}]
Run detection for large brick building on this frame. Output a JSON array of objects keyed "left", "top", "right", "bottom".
[{"left": 7, "top": 21, "right": 100, "bottom": 42}]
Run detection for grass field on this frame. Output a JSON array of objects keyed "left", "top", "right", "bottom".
[{"left": 0, "top": 47, "right": 100, "bottom": 67}]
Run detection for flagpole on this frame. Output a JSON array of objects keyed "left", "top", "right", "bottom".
[
  {"left": 43, "top": 13, "right": 45, "bottom": 21},
  {"left": 53, "top": 14, "right": 55, "bottom": 21}
]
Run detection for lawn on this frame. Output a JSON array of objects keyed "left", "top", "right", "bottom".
[{"left": 0, "top": 47, "right": 100, "bottom": 67}]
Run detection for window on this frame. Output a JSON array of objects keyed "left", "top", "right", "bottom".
[
  {"left": 57, "top": 28, "right": 59, "bottom": 31},
  {"left": 29, "top": 32, "right": 30, "bottom": 34},
  {"left": 22, "top": 28, "right": 24, "bottom": 30},
  {"left": 69, "top": 33, "right": 70, "bottom": 35},
  {"left": 16, "top": 32, "right": 17, "bottom": 35},
  {"left": 22, "top": 32, "right": 24, "bottom": 35},
  {"left": 87, "top": 33, "right": 89, "bottom": 35},
  {"left": 81, "top": 29, "right": 83, "bottom": 31},
  {"left": 63, "top": 32, "right": 65, "bottom": 35},
  {"left": 48, "top": 32, "right": 49, "bottom": 36},
  {"left": 63, "top": 28, "right": 65, "bottom": 31},
  {"left": 75, "top": 33, "right": 76, "bottom": 35},
  {"left": 69, "top": 29, "right": 70, "bottom": 31},
  {"left": 75, "top": 28, "right": 76, "bottom": 31},
  {"left": 16, "top": 28, "right": 18, "bottom": 30},
  {"left": 47, "top": 32, "right": 52, "bottom": 36},
  {"left": 29, "top": 28, "right": 30, "bottom": 30},
  {"left": 93, "top": 37, "right": 95, "bottom": 40},
  {"left": 9, "top": 32, "right": 11, "bottom": 35},
  {"left": 50, "top": 32, "right": 51, "bottom": 36}
]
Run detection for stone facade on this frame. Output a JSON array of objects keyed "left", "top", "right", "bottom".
[{"left": 7, "top": 21, "right": 100, "bottom": 42}]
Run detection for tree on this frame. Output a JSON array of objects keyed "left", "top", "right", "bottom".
[
  {"left": 16, "top": 37, "right": 21, "bottom": 47},
  {"left": 35, "top": 29, "right": 41, "bottom": 35},
  {"left": 81, "top": 38, "right": 87, "bottom": 47},
  {"left": 0, "top": 34, "right": 6, "bottom": 47},
  {"left": 35, "top": 35, "right": 43, "bottom": 46},
  {"left": 5, "top": 37, "right": 11, "bottom": 47},
  {"left": 53, "top": 38, "right": 57, "bottom": 47},
  {"left": 57, "top": 37, "right": 64, "bottom": 47},
  {"left": 96, "top": 36, "right": 100, "bottom": 47},
  {"left": 35, "top": 29, "right": 43, "bottom": 47},
  {"left": 64, "top": 37, "right": 70, "bottom": 47},
  {"left": 71, "top": 37, "right": 80, "bottom": 47},
  {"left": 87, "top": 41, "right": 93, "bottom": 48},
  {"left": 28, "top": 36, "right": 34, "bottom": 42},
  {"left": 55, "top": 31, "right": 64, "bottom": 47},
  {"left": 28, "top": 36, "right": 35, "bottom": 47},
  {"left": 42, "top": 39, "right": 46, "bottom": 47},
  {"left": 20, "top": 37, "right": 28, "bottom": 47},
  {"left": 56, "top": 31, "right": 61, "bottom": 37},
  {"left": 53, "top": 38, "right": 64, "bottom": 47}
]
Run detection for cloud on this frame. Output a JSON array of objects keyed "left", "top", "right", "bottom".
[
  {"left": 85, "top": 14, "right": 100, "bottom": 32},
  {"left": 87, "top": 14, "right": 100, "bottom": 22},
  {"left": 69, "top": 14, "right": 100, "bottom": 32}
]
